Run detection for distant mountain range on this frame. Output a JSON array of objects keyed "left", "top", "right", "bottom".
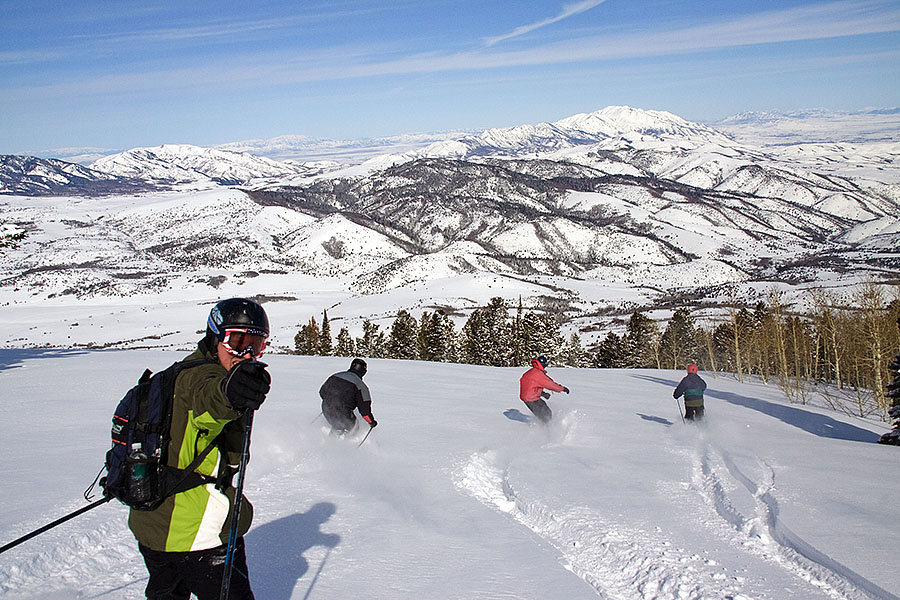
[{"left": 1, "top": 106, "right": 898, "bottom": 350}]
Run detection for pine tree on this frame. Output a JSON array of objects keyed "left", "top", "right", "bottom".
[
  {"left": 320, "top": 310, "right": 334, "bottom": 356},
  {"left": 388, "top": 310, "right": 419, "bottom": 360},
  {"left": 622, "top": 311, "right": 659, "bottom": 368},
  {"left": 335, "top": 327, "right": 356, "bottom": 357},
  {"left": 483, "top": 297, "right": 511, "bottom": 366},
  {"left": 562, "top": 332, "right": 591, "bottom": 367},
  {"left": 879, "top": 313, "right": 900, "bottom": 444},
  {"left": 294, "top": 317, "right": 320, "bottom": 355},
  {"left": 659, "top": 308, "right": 698, "bottom": 370},
  {"left": 509, "top": 297, "right": 527, "bottom": 367},
  {"left": 417, "top": 310, "right": 434, "bottom": 361},
  {"left": 419, "top": 310, "right": 457, "bottom": 362},
  {"left": 356, "top": 320, "right": 385, "bottom": 358},
  {"left": 460, "top": 309, "right": 487, "bottom": 365},
  {"left": 439, "top": 311, "right": 459, "bottom": 363},
  {"left": 595, "top": 332, "right": 626, "bottom": 368},
  {"left": 521, "top": 311, "right": 563, "bottom": 363}
]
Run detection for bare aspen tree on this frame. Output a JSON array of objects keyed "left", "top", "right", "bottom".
[
  {"left": 701, "top": 326, "right": 719, "bottom": 377},
  {"left": 855, "top": 282, "right": 889, "bottom": 416},
  {"left": 727, "top": 302, "right": 745, "bottom": 382},
  {"left": 810, "top": 288, "right": 843, "bottom": 389}
]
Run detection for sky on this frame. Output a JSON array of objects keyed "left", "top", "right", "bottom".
[
  {"left": 1, "top": 350, "right": 897, "bottom": 599},
  {"left": 1, "top": 0, "right": 899, "bottom": 156}
]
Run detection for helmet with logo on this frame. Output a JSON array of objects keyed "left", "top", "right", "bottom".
[
  {"left": 207, "top": 298, "right": 269, "bottom": 358},
  {"left": 687, "top": 363, "right": 699, "bottom": 374}
]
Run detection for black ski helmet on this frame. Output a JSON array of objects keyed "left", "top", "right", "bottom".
[
  {"left": 349, "top": 358, "right": 368, "bottom": 378},
  {"left": 536, "top": 355, "right": 548, "bottom": 367},
  {"left": 207, "top": 298, "right": 269, "bottom": 340}
]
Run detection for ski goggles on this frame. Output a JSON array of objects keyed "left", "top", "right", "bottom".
[{"left": 222, "top": 328, "right": 268, "bottom": 358}]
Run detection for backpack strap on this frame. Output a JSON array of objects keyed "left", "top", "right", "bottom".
[
  {"left": 159, "top": 357, "right": 223, "bottom": 497},
  {"left": 162, "top": 430, "right": 224, "bottom": 496}
]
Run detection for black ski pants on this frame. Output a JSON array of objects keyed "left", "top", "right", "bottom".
[
  {"left": 523, "top": 398, "right": 552, "bottom": 423},
  {"left": 138, "top": 538, "right": 254, "bottom": 600},
  {"left": 685, "top": 405, "right": 704, "bottom": 421}
]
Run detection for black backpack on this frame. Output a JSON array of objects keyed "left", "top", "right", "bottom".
[{"left": 98, "top": 358, "right": 220, "bottom": 511}]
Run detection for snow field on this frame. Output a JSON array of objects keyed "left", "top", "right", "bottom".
[{"left": 1, "top": 351, "right": 898, "bottom": 599}]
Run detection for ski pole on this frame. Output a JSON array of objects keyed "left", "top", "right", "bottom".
[
  {"left": 357, "top": 426, "right": 374, "bottom": 448},
  {"left": 220, "top": 409, "right": 255, "bottom": 600},
  {"left": 675, "top": 397, "right": 685, "bottom": 423},
  {"left": 0, "top": 496, "right": 112, "bottom": 555},
  {"left": 310, "top": 411, "right": 323, "bottom": 425}
]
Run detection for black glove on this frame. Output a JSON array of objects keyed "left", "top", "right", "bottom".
[
  {"left": 368, "top": 419, "right": 378, "bottom": 428},
  {"left": 541, "top": 391, "right": 550, "bottom": 400},
  {"left": 562, "top": 387, "right": 570, "bottom": 394},
  {"left": 221, "top": 360, "right": 270, "bottom": 411}
]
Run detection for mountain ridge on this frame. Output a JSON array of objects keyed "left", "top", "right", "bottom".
[{"left": 1, "top": 106, "right": 898, "bottom": 350}]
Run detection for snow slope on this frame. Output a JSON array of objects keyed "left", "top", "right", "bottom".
[{"left": 0, "top": 350, "right": 897, "bottom": 599}]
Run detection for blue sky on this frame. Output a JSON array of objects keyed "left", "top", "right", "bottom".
[{"left": 1, "top": 0, "right": 898, "bottom": 155}]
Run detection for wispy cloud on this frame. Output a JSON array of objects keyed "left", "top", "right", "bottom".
[
  {"left": 484, "top": 0, "right": 608, "bottom": 46},
  {"left": 5, "top": 0, "right": 898, "bottom": 100}
]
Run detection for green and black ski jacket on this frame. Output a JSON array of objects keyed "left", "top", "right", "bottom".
[{"left": 128, "top": 340, "right": 253, "bottom": 552}]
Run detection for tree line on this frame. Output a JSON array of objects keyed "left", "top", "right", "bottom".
[{"left": 295, "top": 285, "right": 900, "bottom": 420}]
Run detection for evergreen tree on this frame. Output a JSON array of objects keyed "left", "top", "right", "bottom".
[
  {"left": 595, "top": 332, "right": 626, "bottom": 368},
  {"left": 460, "top": 309, "right": 487, "bottom": 365},
  {"left": 521, "top": 311, "right": 564, "bottom": 363},
  {"left": 562, "top": 332, "right": 591, "bottom": 367},
  {"left": 509, "top": 297, "right": 527, "bottom": 367},
  {"left": 622, "top": 311, "right": 659, "bottom": 368},
  {"left": 483, "top": 297, "right": 511, "bottom": 366},
  {"left": 879, "top": 316, "right": 900, "bottom": 445},
  {"left": 294, "top": 316, "right": 320, "bottom": 355},
  {"left": 437, "top": 310, "right": 459, "bottom": 363},
  {"left": 417, "top": 310, "right": 434, "bottom": 361},
  {"left": 320, "top": 310, "right": 333, "bottom": 356},
  {"left": 419, "top": 310, "right": 457, "bottom": 363},
  {"left": 388, "top": 310, "right": 419, "bottom": 360},
  {"left": 659, "top": 308, "right": 698, "bottom": 370},
  {"left": 356, "top": 320, "right": 386, "bottom": 358},
  {"left": 335, "top": 327, "right": 356, "bottom": 357}
]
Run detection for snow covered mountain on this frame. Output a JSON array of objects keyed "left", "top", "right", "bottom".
[
  {"left": 89, "top": 144, "right": 341, "bottom": 185},
  {"left": 217, "top": 131, "right": 474, "bottom": 163},
  {"left": 1, "top": 106, "right": 898, "bottom": 351},
  {"left": 715, "top": 108, "right": 900, "bottom": 145},
  {"left": 0, "top": 155, "right": 156, "bottom": 196},
  {"left": 414, "top": 106, "right": 733, "bottom": 160}
]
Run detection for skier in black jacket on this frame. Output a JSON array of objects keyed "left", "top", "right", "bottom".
[
  {"left": 674, "top": 363, "right": 707, "bottom": 421},
  {"left": 319, "top": 358, "right": 377, "bottom": 435}
]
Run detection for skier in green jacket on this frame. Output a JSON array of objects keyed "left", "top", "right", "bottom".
[
  {"left": 129, "top": 298, "right": 271, "bottom": 600},
  {"left": 674, "top": 363, "right": 706, "bottom": 421}
]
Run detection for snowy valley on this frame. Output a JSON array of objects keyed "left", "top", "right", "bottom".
[{"left": 1, "top": 106, "right": 899, "bottom": 352}]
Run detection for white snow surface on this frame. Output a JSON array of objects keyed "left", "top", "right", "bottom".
[{"left": 0, "top": 350, "right": 897, "bottom": 600}]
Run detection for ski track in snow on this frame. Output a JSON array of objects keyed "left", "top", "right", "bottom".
[
  {"left": 0, "top": 506, "right": 145, "bottom": 599},
  {"left": 453, "top": 417, "right": 896, "bottom": 600},
  {"left": 454, "top": 448, "right": 754, "bottom": 600},
  {"left": 689, "top": 432, "right": 898, "bottom": 600}
]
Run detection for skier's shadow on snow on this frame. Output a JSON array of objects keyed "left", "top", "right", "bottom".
[
  {"left": 0, "top": 348, "right": 89, "bottom": 372},
  {"left": 246, "top": 502, "right": 341, "bottom": 600},
  {"left": 637, "top": 413, "right": 674, "bottom": 426},
  {"left": 631, "top": 374, "right": 880, "bottom": 443},
  {"left": 504, "top": 408, "right": 533, "bottom": 423}
]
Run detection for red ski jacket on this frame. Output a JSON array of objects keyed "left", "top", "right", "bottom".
[{"left": 519, "top": 359, "right": 565, "bottom": 402}]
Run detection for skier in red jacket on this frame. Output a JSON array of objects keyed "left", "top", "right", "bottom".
[{"left": 519, "top": 356, "right": 570, "bottom": 423}]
